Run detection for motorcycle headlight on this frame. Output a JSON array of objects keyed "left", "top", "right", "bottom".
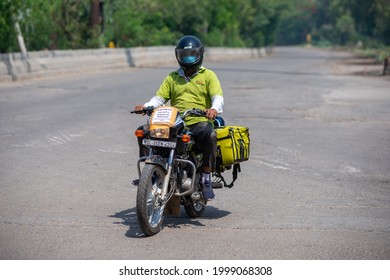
[{"left": 150, "top": 128, "right": 170, "bottom": 139}]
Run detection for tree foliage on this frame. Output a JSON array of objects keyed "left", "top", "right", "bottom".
[
  {"left": 277, "top": 0, "right": 390, "bottom": 47},
  {"left": 0, "top": 0, "right": 288, "bottom": 52},
  {"left": 0, "top": 0, "right": 389, "bottom": 53},
  {"left": 0, "top": 0, "right": 21, "bottom": 52},
  {"left": 104, "top": 0, "right": 287, "bottom": 48}
]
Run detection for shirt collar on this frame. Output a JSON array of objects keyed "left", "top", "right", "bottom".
[{"left": 177, "top": 66, "right": 204, "bottom": 82}]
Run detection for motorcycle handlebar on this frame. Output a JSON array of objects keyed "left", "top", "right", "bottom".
[
  {"left": 130, "top": 107, "right": 206, "bottom": 118},
  {"left": 182, "top": 108, "right": 206, "bottom": 119},
  {"left": 130, "top": 106, "right": 155, "bottom": 116}
]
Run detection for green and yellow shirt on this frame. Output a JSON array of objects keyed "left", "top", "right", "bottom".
[{"left": 148, "top": 67, "right": 223, "bottom": 126}]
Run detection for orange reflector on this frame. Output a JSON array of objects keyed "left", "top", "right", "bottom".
[
  {"left": 135, "top": 129, "right": 144, "bottom": 137},
  {"left": 181, "top": 134, "right": 191, "bottom": 143}
]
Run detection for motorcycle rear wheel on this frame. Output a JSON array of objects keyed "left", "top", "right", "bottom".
[
  {"left": 136, "top": 164, "right": 166, "bottom": 236},
  {"left": 184, "top": 197, "right": 206, "bottom": 218}
]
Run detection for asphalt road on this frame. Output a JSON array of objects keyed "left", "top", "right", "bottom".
[{"left": 0, "top": 47, "right": 389, "bottom": 260}]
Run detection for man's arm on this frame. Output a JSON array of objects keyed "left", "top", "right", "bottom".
[
  {"left": 205, "top": 95, "right": 224, "bottom": 119},
  {"left": 144, "top": 96, "right": 166, "bottom": 108},
  {"left": 211, "top": 95, "right": 224, "bottom": 114}
]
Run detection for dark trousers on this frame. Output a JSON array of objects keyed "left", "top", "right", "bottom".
[{"left": 137, "top": 121, "right": 217, "bottom": 171}]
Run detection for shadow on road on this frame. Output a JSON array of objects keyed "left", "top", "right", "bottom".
[{"left": 110, "top": 206, "right": 231, "bottom": 238}]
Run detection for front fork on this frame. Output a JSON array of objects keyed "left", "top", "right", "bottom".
[
  {"left": 136, "top": 149, "right": 176, "bottom": 203},
  {"left": 136, "top": 149, "right": 198, "bottom": 202},
  {"left": 160, "top": 149, "right": 175, "bottom": 199}
]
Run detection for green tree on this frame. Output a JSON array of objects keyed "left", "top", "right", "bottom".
[
  {"left": 238, "top": 0, "right": 288, "bottom": 47},
  {"left": 335, "top": 11, "right": 355, "bottom": 44},
  {"left": 1, "top": 0, "right": 295, "bottom": 52},
  {"left": 276, "top": 0, "right": 317, "bottom": 45},
  {"left": 277, "top": 0, "right": 390, "bottom": 46},
  {"left": 105, "top": 0, "right": 178, "bottom": 47},
  {"left": 53, "top": 0, "right": 98, "bottom": 49},
  {"left": 22, "top": 1, "right": 58, "bottom": 50},
  {"left": 204, "top": 0, "right": 244, "bottom": 47},
  {"left": 3, "top": 0, "right": 389, "bottom": 52},
  {"left": 0, "top": 0, "right": 22, "bottom": 52},
  {"left": 371, "top": 0, "right": 390, "bottom": 45}
]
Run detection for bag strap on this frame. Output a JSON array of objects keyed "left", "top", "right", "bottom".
[{"left": 216, "top": 163, "right": 241, "bottom": 188}]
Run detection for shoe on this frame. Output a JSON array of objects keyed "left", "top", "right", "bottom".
[
  {"left": 202, "top": 179, "right": 215, "bottom": 200},
  {"left": 132, "top": 179, "right": 139, "bottom": 186}
]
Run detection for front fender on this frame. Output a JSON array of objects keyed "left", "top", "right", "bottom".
[
  {"left": 145, "top": 155, "right": 168, "bottom": 173},
  {"left": 136, "top": 155, "right": 169, "bottom": 181}
]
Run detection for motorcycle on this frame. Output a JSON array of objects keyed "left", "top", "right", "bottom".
[{"left": 130, "top": 105, "right": 224, "bottom": 236}]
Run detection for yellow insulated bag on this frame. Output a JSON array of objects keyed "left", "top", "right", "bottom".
[
  {"left": 216, "top": 126, "right": 250, "bottom": 166},
  {"left": 214, "top": 126, "right": 250, "bottom": 188}
]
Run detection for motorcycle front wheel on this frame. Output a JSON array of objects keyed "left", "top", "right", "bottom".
[{"left": 136, "top": 164, "right": 166, "bottom": 236}]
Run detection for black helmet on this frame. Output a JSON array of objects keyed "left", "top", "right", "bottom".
[{"left": 175, "top": 35, "right": 204, "bottom": 71}]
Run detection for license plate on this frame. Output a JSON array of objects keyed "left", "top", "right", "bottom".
[{"left": 142, "top": 139, "right": 176, "bottom": 148}]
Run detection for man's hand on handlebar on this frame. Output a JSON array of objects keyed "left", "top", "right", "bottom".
[
  {"left": 133, "top": 105, "right": 146, "bottom": 114},
  {"left": 204, "top": 108, "right": 218, "bottom": 120},
  {"left": 132, "top": 105, "right": 156, "bottom": 116}
]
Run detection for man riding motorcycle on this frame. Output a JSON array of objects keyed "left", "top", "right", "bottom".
[{"left": 133, "top": 35, "right": 224, "bottom": 200}]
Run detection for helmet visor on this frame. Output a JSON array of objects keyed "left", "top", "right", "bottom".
[{"left": 176, "top": 48, "right": 202, "bottom": 64}]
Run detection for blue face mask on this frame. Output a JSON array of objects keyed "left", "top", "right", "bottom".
[{"left": 182, "top": 56, "right": 197, "bottom": 63}]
